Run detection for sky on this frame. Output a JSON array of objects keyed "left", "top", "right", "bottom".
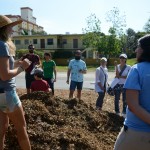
[{"left": 1, "top": 0, "right": 150, "bottom": 34}]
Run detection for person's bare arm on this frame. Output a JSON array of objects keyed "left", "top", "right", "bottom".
[
  {"left": 79, "top": 69, "right": 87, "bottom": 74},
  {"left": 53, "top": 66, "right": 57, "bottom": 82},
  {"left": 126, "top": 89, "right": 150, "bottom": 124},
  {"left": 46, "top": 88, "right": 52, "bottom": 93},
  {"left": 0, "top": 57, "right": 30, "bottom": 81},
  {"left": 66, "top": 68, "right": 71, "bottom": 84}
]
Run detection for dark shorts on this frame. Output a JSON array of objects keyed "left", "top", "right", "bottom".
[
  {"left": 70, "top": 80, "right": 83, "bottom": 90},
  {"left": 25, "top": 72, "right": 35, "bottom": 88},
  {"left": 43, "top": 77, "right": 54, "bottom": 94}
]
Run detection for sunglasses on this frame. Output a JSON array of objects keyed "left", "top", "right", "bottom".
[
  {"left": 29, "top": 48, "right": 34, "bottom": 50},
  {"left": 119, "top": 57, "right": 126, "bottom": 59}
]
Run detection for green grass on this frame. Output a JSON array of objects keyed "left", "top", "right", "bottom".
[
  {"left": 127, "top": 58, "right": 137, "bottom": 66},
  {"left": 56, "top": 66, "right": 68, "bottom": 72},
  {"left": 56, "top": 66, "right": 97, "bottom": 72},
  {"left": 56, "top": 65, "right": 113, "bottom": 72},
  {"left": 56, "top": 58, "right": 137, "bottom": 72}
]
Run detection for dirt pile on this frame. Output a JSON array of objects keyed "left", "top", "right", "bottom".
[{"left": 5, "top": 91, "right": 124, "bottom": 150}]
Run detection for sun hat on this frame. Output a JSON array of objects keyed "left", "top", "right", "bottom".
[
  {"left": 119, "top": 54, "right": 127, "bottom": 59},
  {"left": 0, "top": 15, "right": 22, "bottom": 28},
  {"left": 101, "top": 57, "right": 107, "bottom": 62}
]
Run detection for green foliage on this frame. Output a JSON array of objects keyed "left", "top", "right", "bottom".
[
  {"left": 31, "top": 29, "right": 47, "bottom": 35},
  {"left": 144, "top": 18, "right": 150, "bottom": 32},
  {"left": 35, "top": 51, "right": 44, "bottom": 59},
  {"left": 125, "top": 28, "right": 137, "bottom": 56},
  {"left": 21, "top": 29, "right": 28, "bottom": 35},
  {"left": 127, "top": 58, "right": 136, "bottom": 66},
  {"left": 16, "top": 49, "right": 44, "bottom": 59},
  {"left": 106, "top": 7, "right": 126, "bottom": 36},
  {"left": 82, "top": 14, "right": 102, "bottom": 50},
  {"left": 53, "top": 50, "right": 73, "bottom": 59},
  {"left": 16, "top": 49, "right": 28, "bottom": 58}
]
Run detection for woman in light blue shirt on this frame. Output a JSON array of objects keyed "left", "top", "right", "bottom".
[{"left": 114, "top": 34, "right": 150, "bottom": 150}]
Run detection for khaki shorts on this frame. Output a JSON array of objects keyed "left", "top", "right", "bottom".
[
  {"left": 114, "top": 126, "right": 150, "bottom": 150},
  {"left": 0, "top": 90, "right": 21, "bottom": 113}
]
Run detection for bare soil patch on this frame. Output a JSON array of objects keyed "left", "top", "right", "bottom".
[{"left": 5, "top": 89, "right": 124, "bottom": 150}]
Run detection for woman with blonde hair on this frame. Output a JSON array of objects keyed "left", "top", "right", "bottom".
[{"left": 0, "top": 15, "right": 31, "bottom": 149}]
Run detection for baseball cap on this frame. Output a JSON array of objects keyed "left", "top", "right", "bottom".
[
  {"left": 101, "top": 57, "right": 107, "bottom": 62},
  {"left": 34, "top": 68, "right": 44, "bottom": 77},
  {"left": 119, "top": 54, "right": 127, "bottom": 59}
]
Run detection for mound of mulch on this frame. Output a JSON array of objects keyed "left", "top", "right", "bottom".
[{"left": 4, "top": 90, "right": 124, "bottom": 150}]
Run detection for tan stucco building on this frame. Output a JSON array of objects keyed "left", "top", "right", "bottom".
[{"left": 6, "top": 7, "right": 44, "bottom": 36}]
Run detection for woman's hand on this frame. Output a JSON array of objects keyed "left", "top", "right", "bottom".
[{"left": 20, "top": 58, "right": 31, "bottom": 70}]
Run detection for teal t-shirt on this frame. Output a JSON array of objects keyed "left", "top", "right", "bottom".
[{"left": 42, "top": 60, "right": 56, "bottom": 78}]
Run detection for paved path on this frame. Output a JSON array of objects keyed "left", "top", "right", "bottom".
[{"left": 16, "top": 71, "right": 115, "bottom": 90}]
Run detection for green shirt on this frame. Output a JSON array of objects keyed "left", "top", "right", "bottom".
[{"left": 42, "top": 60, "right": 56, "bottom": 78}]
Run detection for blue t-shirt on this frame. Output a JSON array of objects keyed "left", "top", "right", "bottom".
[
  {"left": 68, "top": 59, "right": 87, "bottom": 82},
  {"left": 0, "top": 41, "right": 16, "bottom": 91},
  {"left": 124, "top": 62, "right": 150, "bottom": 132}
]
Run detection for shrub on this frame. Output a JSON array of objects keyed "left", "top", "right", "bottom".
[
  {"left": 16, "top": 49, "right": 44, "bottom": 59},
  {"left": 53, "top": 50, "right": 73, "bottom": 59}
]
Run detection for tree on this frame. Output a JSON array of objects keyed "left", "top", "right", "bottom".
[
  {"left": 106, "top": 7, "right": 126, "bottom": 37},
  {"left": 144, "top": 18, "right": 150, "bottom": 32},
  {"left": 125, "top": 28, "right": 136, "bottom": 57},
  {"left": 82, "top": 13, "right": 122, "bottom": 57},
  {"left": 107, "top": 28, "right": 121, "bottom": 56},
  {"left": 105, "top": 7, "right": 127, "bottom": 55},
  {"left": 82, "top": 13, "right": 102, "bottom": 49}
]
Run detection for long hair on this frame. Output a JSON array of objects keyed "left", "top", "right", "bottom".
[
  {"left": 137, "top": 34, "right": 150, "bottom": 63},
  {"left": 0, "top": 25, "right": 16, "bottom": 56}
]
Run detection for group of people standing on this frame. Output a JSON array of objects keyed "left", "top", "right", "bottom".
[
  {"left": 95, "top": 36, "right": 150, "bottom": 149},
  {"left": 1, "top": 15, "right": 150, "bottom": 150},
  {"left": 22, "top": 44, "right": 56, "bottom": 95},
  {"left": 95, "top": 53, "right": 131, "bottom": 118}
]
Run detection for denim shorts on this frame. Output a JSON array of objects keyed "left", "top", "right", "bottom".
[
  {"left": 25, "top": 72, "right": 35, "bottom": 88},
  {"left": 0, "top": 90, "right": 21, "bottom": 113},
  {"left": 70, "top": 80, "right": 83, "bottom": 90}
]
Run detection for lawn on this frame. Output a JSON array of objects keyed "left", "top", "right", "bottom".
[{"left": 56, "top": 58, "right": 136, "bottom": 72}]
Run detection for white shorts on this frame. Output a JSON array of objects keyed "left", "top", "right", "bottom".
[{"left": 0, "top": 90, "right": 21, "bottom": 113}]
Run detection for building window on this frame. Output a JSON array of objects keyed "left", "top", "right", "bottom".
[
  {"left": 63, "top": 39, "right": 67, "bottom": 44},
  {"left": 24, "top": 39, "right": 29, "bottom": 45},
  {"left": 15, "top": 40, "right": 21, "bottom": 45},
  {"left": 47, "top": 38, "right": 53, "bottom": 45},
  {"left": 73, "top": 39, "right": 78, "bottom": 48},
  {"left": 33, "top": 39, "right": 37, "bottom": 44}
]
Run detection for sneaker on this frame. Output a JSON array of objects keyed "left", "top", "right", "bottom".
[{"left": 122, "top": 113, "right": 126, "bottom": 118}]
